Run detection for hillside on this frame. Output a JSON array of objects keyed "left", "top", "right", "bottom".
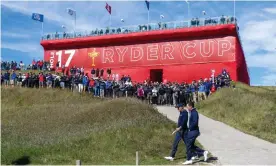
[
  {"left": 196, "top": 83, "right": 276, "bottom": 143},
  {"left": 1, "top": 88, "right": 191, "bottom": 165}
]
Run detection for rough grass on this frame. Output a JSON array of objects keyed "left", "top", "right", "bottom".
[
  {"left": 196, "top": 82, "right": 276, "bottom": 143},
  {"left": 1, "top": 88, "right": 191, "bottom": 165}
]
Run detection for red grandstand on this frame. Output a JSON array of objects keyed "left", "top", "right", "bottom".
[{"left": 40, "top": 21, "right": 250, "bottom": 84}]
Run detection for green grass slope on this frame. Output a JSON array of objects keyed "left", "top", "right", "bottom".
[
  {"left": 197, "top": 82, "right": 276, "bottom": 143},
  {"left": 1, "top": 88, "right": 191, "bottom": 165}
]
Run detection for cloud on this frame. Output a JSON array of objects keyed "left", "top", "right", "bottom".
[
  {"left": 261, "top": 73, "right": 276, "bottom": 86},
  {"left": 1, "top": 1, "right": 101, "bottom": 31},
  {"left": 1, "top": 1, "right": 150, "bottom": 32},
  {"left": 240, "top": 19, "right": 276, "bottom": 54},
  {"left": 238, "top": 6, "right": 276, "bottom": 83},
  {"left": 263, "top": 7, "right": 276, "bottom": 14},
  {"left": 1, "top": 32, "right": 31, "bottom": 39},
  {"left": 246, "top": 53, "right": 276, "bottom": 71},
  {"left": 1, "top": 42, "right": 43, "bottom": 54}
]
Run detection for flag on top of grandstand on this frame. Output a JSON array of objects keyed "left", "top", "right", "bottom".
[
  {"left": 67, "top": 8, "right": 76, "bottom": 16},
  {"left": 31, "top": 13, "right": 44, "bottom": 22},
  {"left": 145, "top": 0, "right": 150, "bottom": 10},
  {"left": 105, "top": 3, "right": 111, "bottom": 14}
]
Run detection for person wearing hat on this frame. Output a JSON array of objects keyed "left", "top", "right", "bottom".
[{"left": 164, "top": 103, "right": 188, "bottom": 161}]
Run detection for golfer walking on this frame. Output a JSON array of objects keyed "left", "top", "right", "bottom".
[
  {"left": 182, "top": 102, "right": 209, "bottom": 165},
  {"left": 164, "top": 103, "right": 188, "bottom": 161}
]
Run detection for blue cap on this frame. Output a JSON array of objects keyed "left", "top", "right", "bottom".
[{"left": 175, "top": 103, "right": 184, "bottom": 108}]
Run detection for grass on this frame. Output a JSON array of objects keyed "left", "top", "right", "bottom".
[
  {"left": 196, "top": 82, "right": 276, "bottom": 143},
  {"left": 1, "top": 87, "right": 195, "bottom": 165}
]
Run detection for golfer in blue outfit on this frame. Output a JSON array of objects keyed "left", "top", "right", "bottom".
[
  {"left": 164, "top": 103, "right": 188, "bottom": 161},
  {"left": 182, "top": 101, "right": 209, "bottom": 165}
]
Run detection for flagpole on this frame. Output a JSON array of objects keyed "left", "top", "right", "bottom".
[
  {"left": 74, "top": 11, "right": 76, "bottom": 37},
  {"left": 109, "top": 14, "right": 111, "bottom": 27},
  {"left": 186, "top": 0, "right": 190, "bottom": 27},
  {"left": 188, "top": 3, "right": 190, "bottom": 19},
  {"left": 234, "top": 0, "right": 236, "bottom": 24},
  {"left": 188, "top": 3, "right": 190, "bottom": 27},
  {"left": 41, "top": 22, "right": 44, "bottom": 38},
  {"left": 147, "top": 10, "right": 149, "bottom": 31}
]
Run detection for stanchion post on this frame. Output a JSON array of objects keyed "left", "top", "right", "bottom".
[
  {"left": 136, "top": 151, "right": 139, "bottom": 166},
  {"left": 76, "top": 160, "right": 81, "bottom": 166}
]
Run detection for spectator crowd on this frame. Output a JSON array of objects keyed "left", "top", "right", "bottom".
[
  {"left": 1, "top": 60, "right": 56, "bottom": 71},
  {"left": 44, "top": 15, "right": 237, "bottom": 40},
  {"left": 1, "top": 61, "right": 231, "bottom": 106}
]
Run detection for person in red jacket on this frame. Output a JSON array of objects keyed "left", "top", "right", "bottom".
[{"left": 39, "top": 73, "right": 44, "bottom": 88}]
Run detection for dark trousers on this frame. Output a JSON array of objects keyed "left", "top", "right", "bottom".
[
  {"left": 170, "top": 131, "right": 186, "bottom": 158},
  {"left": 170, "top": 131, "right": 182, "bottom": 158},
  {"left": 184, "top": 130, "right": 204, "bottom": 160}
]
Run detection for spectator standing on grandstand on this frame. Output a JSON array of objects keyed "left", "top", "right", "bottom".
[
  {"left": 32, "top": 59, "right": 36, "bottom": 70},
  {"left": 91, "top": 68, "right": 96, "bottom": 78},
  {"left": 4, "top": 71, "right": 10, "bottom": 87},
  {"left": 10, "top": 71, "right": 17, "bottom": 87},
  {"left": 39, "top": 60, "right": 44, "bottom": 70}
]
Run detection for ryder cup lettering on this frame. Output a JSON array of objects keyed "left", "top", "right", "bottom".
[{"left": 101, "top": 39, "right": 233, "bottom": 63}]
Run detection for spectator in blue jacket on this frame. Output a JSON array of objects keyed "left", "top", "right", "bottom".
[
  {"left": 4, "top": 71, "right": 10, "bottom": 87},
  {"left": 82, "top": 74, "right": 89, "bottom": 93},
  {"left": 46, "top": 73, "right": 53, "bottom": 88},
  {"left": 105, "top": 80, "right": 113, "bottom": 97},
  {"left": 10, "top": 71, "right": 17, "bottom": 87},
  {"left": 204, "top": 78, "right": 212, "bottom": 96},
  {"left": 99, "top": 79, "right": 106, "bottom": 98},
  {"left": 198, "top": 82, "right": 207, "bottom": 101},
  {"left": 94, "top": 79, "right": 100, "bottom": 97}
]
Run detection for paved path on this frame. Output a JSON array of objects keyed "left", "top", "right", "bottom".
[{"left": 157, "top": 106, "right": 276, "bottom": 165}]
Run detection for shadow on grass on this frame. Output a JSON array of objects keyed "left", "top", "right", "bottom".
[
  {"left": 192, "top": 156, "right": 218, "bottom": 165},
  {"left": 173, "top": 155, "right": 185, "bottom": 160},
  {"left": 11, "top": 156, "right": 31, "bottom": 165}
]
